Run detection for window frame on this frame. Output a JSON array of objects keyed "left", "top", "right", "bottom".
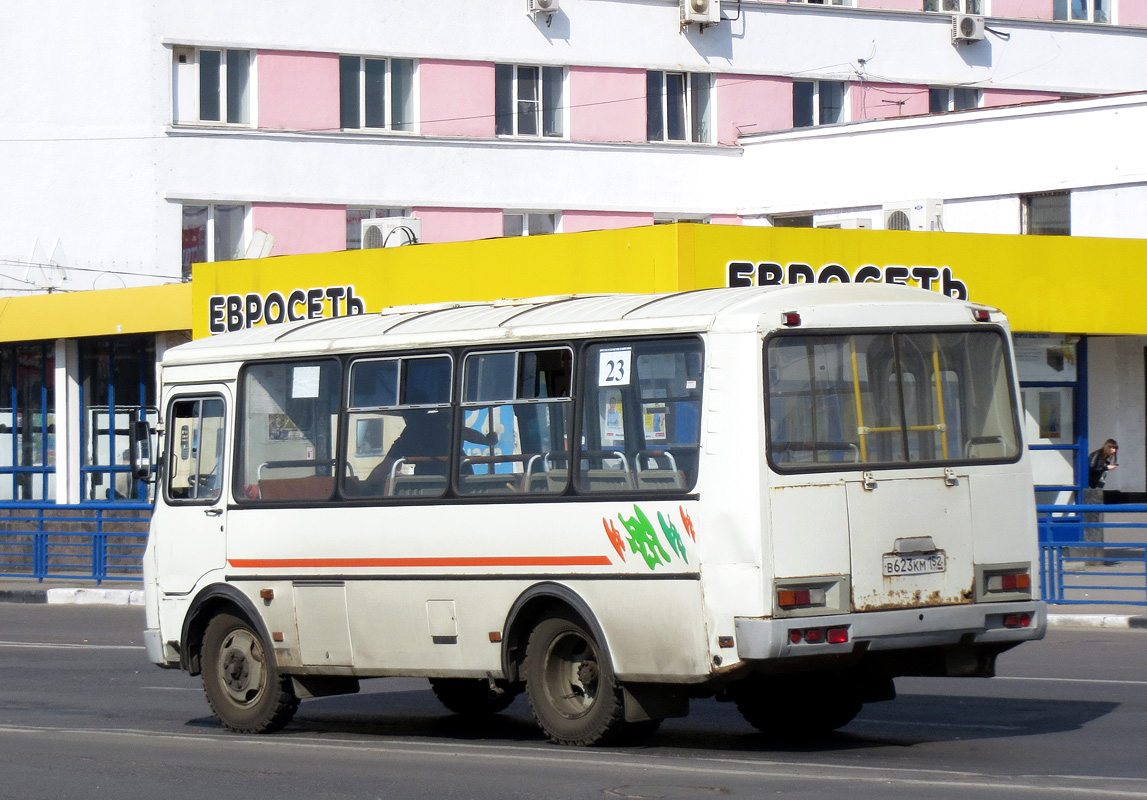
[
  {"left": 1022, "top": 191, "right": 1071, "bottom": 236},
  {"left": 1053, "top": 0, "right": 1111, "bottom": 23},
  {"left": 928, "top": 87, "right": 982, "bottom": 113},
  {"left": 646, "top": 71, "right": 713, "bottom": 144},
  {"left": 495, "top": 64, "right": 566, "bottom": 138},
  {"left": 181, "top": 203, "right": 250, "bottom": 279},
  {"left": 503, "top": 212, "right": 560, "bottom": 237},
  {"left": 163, "top": 394, "right": 227, "bottom": 506},
  {"left": 793, "top": 80, "right": 849, "bottom": 128},
  {"left": 763, "top": 326, "right": 1023, "bottom": 475},
  {"left": 923, "top": 0, "right": 985, "bottom": 12},
  {"left": 787, "top": 0, "right": 855, "bottom": 6},
  {"left": 194, "top": 47, "right": 252, "bottom": 125},
  {"left": 338, "top": 55, "right": 416, "bottom": 133},
  {"left": 234, "top": 358, "right": 344, "bottom": 505}
]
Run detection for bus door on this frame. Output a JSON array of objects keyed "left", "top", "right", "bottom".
[{"left": 154, "top": 389, "right": 230, "bottom": 595}]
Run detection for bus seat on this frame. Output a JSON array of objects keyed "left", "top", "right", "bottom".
[
  {"left": 581, "top": 469, "right": 635, "bottom": 492},
  {"left": 258, "top": 475, "right": 334, "bottom": 501},
  {"left": 388, "top": 474, "right": 447, "bottom": 497},
  {"left": 458, "top": 473, "right": 522, "bottom": 495},
  {"left": 524, "top": 472, "right": 569, "bottom": 494},
  {"left": 636, "top": 470, "right": 685, "bottom": 491}
]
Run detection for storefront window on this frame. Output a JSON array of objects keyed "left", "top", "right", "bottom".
[
  {"left": 0, "top": 343, "right": 55, "bottom": 501},
  {"left": 79, "top": 336, "right": 157, "bottom": 501}
]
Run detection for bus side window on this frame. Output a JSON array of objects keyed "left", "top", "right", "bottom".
[
  {"left": 342, "top": 354, "right": 453, "bottom": 499},
  {"left": 578, "top": 338, "right": 703, "bottom": 493},
  {"left": 237, "top": 360, "right": 341, "bottom": 503},
  {"left": 165, "top": 396, "right": 225, "bottom": 504},
  {"left": 459, "top": 347, "right": 572, "bottom": 497}
]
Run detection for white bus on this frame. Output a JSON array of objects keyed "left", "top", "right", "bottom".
[{"left": 141, "top": 284, "right": 1045, "bottom": 745}]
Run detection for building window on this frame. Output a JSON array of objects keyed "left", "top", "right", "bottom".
[
  {"left": 788, "top": 0, "right": 854, "bottom": 5},
  {"left": 504, "top": 212, "right": 558, "bottom": 237},
  {"left": 0, "top": 343, "right": 55, "bottom": 501},
  {"left": 495, "top": 65, "right": 564, "bottom": 137},
  {"left": 181, "top": 204, "right": 248, "bottom": 280},
  {"left": 772, "top": 215, "right": 815, "bottom": 228},
  {"left": 929, "top": 87, "right": 981, "bottom": 112},
  {"left": 1054, "top": 0, "right": 1110, "bottom": 22},
  {"left": 1023, "top": 192, "right": 1070, "bottom": 236},
  {"left": 793, "top": 81, "right": 847, "bottom": 128},
  {"left": 339, "top": 56, "right": 415, "bottom": 132},
  {"left": 346, "top": 208, "right": 410, "bottom": 249},
  {"left": 79, "top": 336, "right": 157, "bottom": 502},
  {"left": 654, "top": 216, "right": 709, "bottom": 225},
  {"left": 924, "top": 0, "right": 984, "bottom": 12},
  {"left": 647, "top": 71, "right": 712, "bottom": 143},
  {"left": 172, "top": 48, "right": 251, "bottom": 125}
]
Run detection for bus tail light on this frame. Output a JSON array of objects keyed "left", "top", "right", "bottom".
[
  {"left": 781, "top": 311, "right": 802, "bottom": 327},
  {"left": 787, "top": 626, "right": 850, "bottom": 646},
  {"left": 972, "top": 307, "right": 992, "bottom": 322},
  {"left": 979, "top": 565, "right": 1033, "bottom": 601},
  {"left": 777, "top": 587, "right": 827, "bottom": 609},
  {"left": 1003, "top": 613, "right": 1032, "bottom": 628}
]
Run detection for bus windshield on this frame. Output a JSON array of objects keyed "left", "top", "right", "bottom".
[{"left": 766, "top": 328, "right": 1020, "bottom": 470}]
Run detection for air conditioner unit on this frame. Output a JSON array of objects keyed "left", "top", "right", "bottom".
[
  {"left": 361, "top": 217, "right": 421, "bottom": 248},
  {"left": 952, "top": 14, "right": 985, "bottom": 43},
  {"left": 836, "top": 218, "right": 873, "bottom": 230},
  {"left": 528, "top": 0, "right": 559, "bottom": 19},
  {"left": 681, "top": 0, "right": 721, "bottom": 27},
  {"left": 882, "top": 200, "right": 943, "bottom": 232}
]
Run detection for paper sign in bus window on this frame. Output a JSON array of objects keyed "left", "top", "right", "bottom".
[
  {"left": 598, "top": 348, "right": 632, "bottom": 387},
  {"left": 291, "top": 365, "right": 322, "bottom": 399}
]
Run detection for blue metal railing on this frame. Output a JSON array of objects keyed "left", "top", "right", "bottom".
[
  {"left": 0, "top": 502, "right": 151, "bottom": 583},
  {"left": 1037, "top": 503, "right": 1147, "bottom": 606}
]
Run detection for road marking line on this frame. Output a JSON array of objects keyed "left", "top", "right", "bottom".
[
  {"left": 1, "top": 724, "right": 1146, "bottom": 797},
  {"left": 0, "top": 641, "right": 143, "bottom": 650},
  {"left": 994, "top": 676, "right": 1147, "bottom": 687}
]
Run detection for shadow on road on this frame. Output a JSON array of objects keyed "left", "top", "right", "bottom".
[{"left": 182, "top": 681, "right": 1120, "bottom": 753}]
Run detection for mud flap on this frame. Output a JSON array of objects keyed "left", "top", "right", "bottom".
[{"left": 622, "top": 683, "right": 689, "bottom": 723}]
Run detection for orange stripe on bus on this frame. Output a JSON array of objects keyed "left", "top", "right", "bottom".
[{"left": 227, "top": 555, "right": 614, "bottom": 569}]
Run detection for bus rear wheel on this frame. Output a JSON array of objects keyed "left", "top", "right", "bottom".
[
  {"left": 429, "top": 678, "right": 517, "bottom": 716},
  {"left": 524, "top": 613, "right": 628, "bottom": 746},
  {"left": 202, "top": 612, "right": 299, "bottom": 734}
]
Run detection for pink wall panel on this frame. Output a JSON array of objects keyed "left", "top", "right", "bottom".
[
  {"left": 854, "top": 84, "right": 929, "bottom": 121},
  {"left": 568, "top": 67, "right": 647, "bottom": 143},
  {"left": 420, "top": 60, "right": 496, "bottom": 137},
  {"left": 413, "top": 207, "right": 503, "bottom": 243},
  {"left": 251, "top": 204, "right": 347, "bottom": 255},
  {"left": 981, "top": 88, "right": 1062, "bottom": 107},
  {"left": 562, "top": 211, "right": 654, "bottom": 233},
  {"left": 715, "top": 74, "right": 792, "bottom": 144},
  {"left": 991, "top": 0, "right": 1054, "bottom": 19},
  {"left": 257, "top": 51, "right": 340, "bottom": 132},
  {"left": 1118, "top": 4, "right": 1147, "bottom": 25},
  {"left": 710, "top": 215, "right": 743, "bottom": 225}
]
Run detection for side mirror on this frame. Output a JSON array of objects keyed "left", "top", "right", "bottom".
[{"left": 130, "top": 419, "right": 153, "bottom": 480}]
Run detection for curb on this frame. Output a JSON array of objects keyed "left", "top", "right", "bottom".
[
  {"left": 0, "top": 588, "right": 143, "bottom": 606},
  {"left": 1047, "top": 613, "right": 1147, "bottom": 629}
]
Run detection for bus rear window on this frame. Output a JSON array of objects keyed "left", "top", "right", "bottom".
[{"left": 766, "top": 329, "right": 1020, "bottom": 471}]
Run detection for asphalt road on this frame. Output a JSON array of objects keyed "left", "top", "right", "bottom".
[{"left": 1, "top": 604, "right": 1146, "bottom": 800}]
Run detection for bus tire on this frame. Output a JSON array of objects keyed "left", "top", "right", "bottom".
[
  {"left": 732, "top": 675, "right": 861, "bottom": 738},
  {"left": 201, "top": 612, "right": 298, "bottom": 734},
  {"left": 524, "top": 612, "right": 627, "bottom": 746},
  {"left": 429, "top": 678, "right": 517, "bottom": 716}
]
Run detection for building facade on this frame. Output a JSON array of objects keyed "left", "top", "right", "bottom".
[{"left": 1, "top": 0, "right": 1147, "bottom": 512}]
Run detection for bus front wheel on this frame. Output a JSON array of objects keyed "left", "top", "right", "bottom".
[
  {"left": 201, "top": 612, "right": 299, "bottom": 734},
  {"left": 524, "top": 613, "right": 628, "bottom": 746}
]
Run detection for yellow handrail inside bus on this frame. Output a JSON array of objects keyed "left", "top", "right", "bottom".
[
  {"left": 931, "top": 336, "right": 949, "bottom": 459},
  {"left": 850, "top": 339, "right": 867, "bottom": 462}
]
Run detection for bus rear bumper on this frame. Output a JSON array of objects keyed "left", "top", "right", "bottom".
[{"left": 734, "top": 601, "right": 1046, "bottom": 662}]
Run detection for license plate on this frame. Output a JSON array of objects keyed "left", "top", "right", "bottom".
[{"left": 882, "top": 551, "right": 946, "bottom": 576}]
